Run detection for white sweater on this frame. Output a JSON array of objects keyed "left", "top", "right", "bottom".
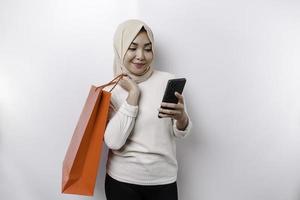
[{"left": 104, "top": 70, "right": 192, "bottom": 185}]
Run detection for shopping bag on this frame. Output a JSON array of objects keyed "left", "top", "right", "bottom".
[{"left": 61, "top": 74, "right": 123, "bottom": 196}]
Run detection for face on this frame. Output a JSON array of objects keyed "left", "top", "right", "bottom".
[{"left": 123, "top": 31, "right": 153, "bottom": 76}]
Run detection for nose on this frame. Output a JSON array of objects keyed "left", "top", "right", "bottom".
[{"left": 136, "top": 49, "right": 145, "bottom": 61}]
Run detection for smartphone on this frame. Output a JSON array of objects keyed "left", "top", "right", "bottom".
[{"left": 158, "top": 78, "right": 186, "bottom": 118}]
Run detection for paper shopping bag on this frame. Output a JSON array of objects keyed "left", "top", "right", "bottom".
[{"left": 62, "top": 75, "right": 122, "bottom": 196}]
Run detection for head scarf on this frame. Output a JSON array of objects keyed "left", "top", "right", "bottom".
[{"left": 113, "top": 19, "right": 154, "bottom": 83}]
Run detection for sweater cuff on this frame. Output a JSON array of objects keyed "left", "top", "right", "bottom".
[
  {"left": 119, "top": 101, "right": 139, "bottom": 117},
  {"left": 173, "top": 116, "right": 192, "bottom": 138}
]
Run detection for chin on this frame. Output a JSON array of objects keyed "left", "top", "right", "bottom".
[
  {"left": 132, "top": 71, "right": 146, "bottom": 76},
  {"left": 129, "top": 66, "right": 148, "bottom": 76}
]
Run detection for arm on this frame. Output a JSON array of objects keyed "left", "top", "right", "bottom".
[
  {"left": 172, "top": 113, "right": 192, "bottom": 139},
  {"left": 104, "top": 99, "right": 138, "bottom": 150},
  {"left": 104, "top": 84, "right": 140, "bottom": 150}
]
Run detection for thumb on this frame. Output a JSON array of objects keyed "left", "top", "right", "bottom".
[{"left": 175, "top": 92, "right": 184, "bottom": 104}]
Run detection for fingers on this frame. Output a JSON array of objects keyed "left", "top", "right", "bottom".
[
  {"left": 175, "top": 92, "right": 184, "bottom": 104},
  {"left": 119, "top": 74, "right": 133, "bottom": 85},
  {"left": 158, "top": 92, "right": 185, "bottom": 119},
  {"left": 158, "top": 113, "right": 174, "bottom": 118},
  {"left": 158, "top": 107, "right": 181, "bottom": 115},
  {"left": 122, "top": 73, "right": 132, "bottom": 80},
  {"left": 160, "top": 92, "right": 184, "bottom": 108},
  {"left": 160, "top": 102, "right": 184, "bottom": 110},
  {"left": 119, "top": 74, "right": 140, "bottom": 93}
]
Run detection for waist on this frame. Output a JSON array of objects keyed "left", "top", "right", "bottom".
[{"left": 106, "top": 150, "right": 178, "bottom": 185}]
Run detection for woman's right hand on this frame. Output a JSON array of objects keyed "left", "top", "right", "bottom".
[
  {"left": 118, "top": 74, "right": 139, "bottom": 93},
  {"left": 118, "top": 74, "right": 140, "bottom": 106}
]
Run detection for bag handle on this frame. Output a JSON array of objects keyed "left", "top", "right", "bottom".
[{"left": 96, "top": 74, "right": 124, "bottom": 92}]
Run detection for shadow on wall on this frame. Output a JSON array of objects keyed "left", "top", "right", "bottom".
[
  {"left": 0, "top": 104, "right": 3, "bottom": 149},
  {"left": 1, "top": 153, "right": 47, "bottom": 198}
]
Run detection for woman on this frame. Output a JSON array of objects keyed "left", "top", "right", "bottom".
[{"left": 104, "top": 19, "right": 192, "bottom": 200}]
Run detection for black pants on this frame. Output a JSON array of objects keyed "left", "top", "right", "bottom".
[{"left": 105, "top": 174, "right": 178, "bottom": 200}]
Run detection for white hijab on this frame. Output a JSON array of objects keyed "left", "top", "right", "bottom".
[{"left": 113, "top": 19, "right": 154, "bottom": 83}]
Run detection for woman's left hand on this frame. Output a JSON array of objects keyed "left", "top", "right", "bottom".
[{"left": 158, "top": 92, "right": 188, "bottom": 130}]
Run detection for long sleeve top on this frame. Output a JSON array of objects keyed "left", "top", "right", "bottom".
[{"left": 103, "top": 69, "right": 192, "bottom": 185}]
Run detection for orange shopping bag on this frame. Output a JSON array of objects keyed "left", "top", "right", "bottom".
[{"left": 62, "top": 74, "right": 123, "bottom": 196}]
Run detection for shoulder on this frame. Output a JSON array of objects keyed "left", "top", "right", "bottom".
[{"left": 151, "top": 69, "right": 176, "bottom": 80}]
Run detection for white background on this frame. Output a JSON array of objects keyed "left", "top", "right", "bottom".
[{"left": 1, "top": 0, "right": 300, "bottom": 200}]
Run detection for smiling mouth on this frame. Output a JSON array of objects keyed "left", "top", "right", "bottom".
[{"left": 132, "top": 63, "right": 146, "bottom": 68}]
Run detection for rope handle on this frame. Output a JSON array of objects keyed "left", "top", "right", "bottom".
[{"left": 95, "top": 74, "right": 124, "bottom": 92}]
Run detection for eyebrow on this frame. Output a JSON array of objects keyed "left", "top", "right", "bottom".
[{"left": 131, "top": 42, "right": 152, "bottom": 46}]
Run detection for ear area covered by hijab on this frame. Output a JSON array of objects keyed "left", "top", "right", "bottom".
[{"left": 113, "top": 19, "right": 155, "bottom": 83}]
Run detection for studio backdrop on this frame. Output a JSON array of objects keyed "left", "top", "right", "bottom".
[{"left": 1, "top": 0, "right": 300, "bottom": 200}]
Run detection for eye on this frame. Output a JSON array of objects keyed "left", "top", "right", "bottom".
[
  {"left": 145, "top": 48, "right": 152, "bottom": 52},
  {"left": 128, "top": 48, "right": 136, "bottom": 51}
]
